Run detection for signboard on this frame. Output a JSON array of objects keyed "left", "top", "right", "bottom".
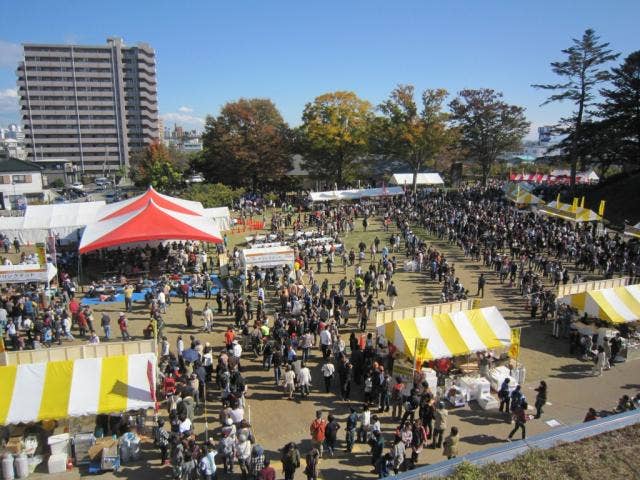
[
  {"left": 509, "top": 328, "right": 521, "bottom": 360},
  {"left": 0, "top": 264, "right": 57, "bottom": 284},
  {"left": 538, "top": 126, "right": 553, "bottom": 143},
  {"left": 241, "top": 249, "right": 294, "bottom": 269}
]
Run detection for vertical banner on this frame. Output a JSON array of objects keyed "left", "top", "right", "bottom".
[
  {"left": 556, "top": 193, "right": 560, "bottom": 204},
  {"left": 509, "top": 328, "right": 521, "bottom": 360},
  {"left": 580, "top": 196, "right": 585, "bottom": 208},
  {"left": 571, "top": 197, "right": 579, "bottom": 211},
  {"left": 414, "top": 338, "right": 429, "bottom": 370},
  {"left": 36, "top": 244, "right": 46, "bottom": 265},
  {"left": 47, "top": 234, "right": 57, "bottom": 266},
  {"left": 598, "top": 200, "right": 606, "bottom": 217}
]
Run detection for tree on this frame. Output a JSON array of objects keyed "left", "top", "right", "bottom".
[
  {"left": 197, "top": 99, "right": 292, "bottom": 189},
  {"left": 375, "top": 85, "right": 452, "bottom": 193},
  {"left": 299, "top": 91, "right": 373, "bottom": 184},
  {"left": 449, "top": 89, "right": 530, "bottom": 185},
  {"left": 599, "top": 51, "right": 640, "bottom": 169},
  {"left": 182, "top": 183, "right": 245, "bottom": 208},
  {"left": 533, "top": 28, "right": 619, "bottom": 186},
  {"left": 129, "top": 141, "right": 184, "bottom": 191}
]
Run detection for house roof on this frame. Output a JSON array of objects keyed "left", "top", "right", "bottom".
[{"left": 0, "top": 156, "right": 44, "bottom": 173}]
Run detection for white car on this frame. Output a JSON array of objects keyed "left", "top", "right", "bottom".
[
  {"left": 70, "top": 181, "right": 84, "bottom": 191},
  {"left": 186, "top": 174, "right": 205, "bottom": 184},
  {"left": 94, "top": 177, "right": 112, "bottom": 188}
]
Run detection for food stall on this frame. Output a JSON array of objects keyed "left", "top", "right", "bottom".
[
  {"left": 377, "top": 306, "right": 513, "bottom": 408},
  {"left": 559, "top": 284, "right": 640, "bottom": 361},
  {"left": 0, "top": 352, "right": 155, "bottom": 477}
]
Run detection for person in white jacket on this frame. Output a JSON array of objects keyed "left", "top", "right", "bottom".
[
  {"left": 298, "top": 363, "right": 312, "bottom": 398},
  {"left": 235, "top": 432, "right": 252, "bottom": 479}
]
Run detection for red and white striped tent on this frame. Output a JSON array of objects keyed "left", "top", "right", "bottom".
[
  {"left": 79, "top": 199, "right": 222, "bottom": 254},
  {"left": 98, "top": 186, "right": 205, "bottom": 220}
]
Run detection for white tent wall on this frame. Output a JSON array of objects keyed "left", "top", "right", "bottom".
[
  {"left": 309, "top": 186, "right": 404, "bottom": 202},
  {"left": 0, "top": 216, "right": 47, "bottom": 244},
  {"left": 204, "top": 207, "right": 232, "bottom": 231},
  {"left": 390, "top": 173, "right": 444, "bottom": 186}
]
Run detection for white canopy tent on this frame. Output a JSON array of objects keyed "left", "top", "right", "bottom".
[
  {"left": 17, "top": 201, "right": 106, "bottom": 244},
  {"left": 0, "top": 216, "right": 46, "bottom": 245},
  {"left": 204, "top": 207, "right": 232, "bottom": 231},
  {"left": 0, "top": 263, "right": 58, "bottom": 284},
  {"left": 309, "top": 186, "right": 403, "bottom": 202},
  {"left": 390, "top": 173, "right": 444, "bottom": 186}
]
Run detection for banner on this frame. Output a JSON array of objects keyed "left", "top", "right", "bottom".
[
  {"left": 598, "top": 200, "right": 606, "bottom": 217},
  {"left": 0, "top": 264, "right": 57, "bottom": 284},
  {"left": 571, "top": 198, "right": 579, "bottom": 211},
  {"left": 509, "top": 328, "right": 521, "bottom": 359},
  {"left": 580, "top": 196, "right": 585, "bottom": 208},
  {"left": 36, "top": 243, "right": 46, "bottom": 265},
  {"left": 414, "top": 338, "right": 429, "bottom": 369}
]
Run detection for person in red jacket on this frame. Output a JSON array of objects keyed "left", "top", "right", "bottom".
[
  {"left": 257, "top": 459, "right": 276, "bottom": 480},
  {"left": 309, "top": 411, "right": 327, "bottom": 458}
]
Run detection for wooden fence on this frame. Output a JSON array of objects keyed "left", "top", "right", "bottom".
[
  {"left": 557, "top": 277, "right": 630, "bottom": 298},
  {"left": 375, "top": 298, "right": 476, "bottom": 326},
  {"left": 0, "top": 339, "right": 156, "bottom": 366}
]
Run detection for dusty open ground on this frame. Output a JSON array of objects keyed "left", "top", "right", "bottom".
[{"left": 12, "top": 215, "right": 640, "bottom": 479}]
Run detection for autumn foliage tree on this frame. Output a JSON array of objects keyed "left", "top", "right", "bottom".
[
  {"left": 129, "top": 141, "right": 184, "bottom": 191},
  {"left": 197, "top": 98, "right": 292, "bottom": 189},
  {"left": 375, "top": 85, "right": 453, "bottom": 193},
  {"left": 299, "top": 91, "right": 373, "bottom": 184}
]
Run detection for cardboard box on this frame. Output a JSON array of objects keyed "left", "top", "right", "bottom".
[
  {"left": 87, "top": 438, "right": 118, "bottom": 461},
  {"left": 6, "top": 437, "right": 23, "bottom": 454}
]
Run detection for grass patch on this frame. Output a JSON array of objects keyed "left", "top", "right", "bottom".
[{"left": 443, "top": 424, "right": 640, "bottom": 480}]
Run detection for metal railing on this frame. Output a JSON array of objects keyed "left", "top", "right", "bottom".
[
  {"left": 395, "top": 409, "right": 640, "bottom": 479},
  {"left": 557, "top": 276, "right": 630, "bottom": 298},
  {"left": 375, "top": 299, "right": 476, "bottom": 327}
]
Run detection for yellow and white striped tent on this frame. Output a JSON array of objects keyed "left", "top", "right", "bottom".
[
  {"left": 624, "top": 222, "right": 640, "bottom": 239},
  {"left": 559, "top": 284, "right": 640, "bottom": 324},
  {"left": 377, "top": 306, "right": 511, "bottom": 360},
  {"left": 0, "top": 353, "right": 156, "bottom": 425},
  {"left": 538, "top": 200, "right": 602, "bottom": 223},
  {"left": 506, "top": 190, "right": 543, "bottom": 205}
]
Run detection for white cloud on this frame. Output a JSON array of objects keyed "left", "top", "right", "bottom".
[
  {"left": 0, "top": 40, "right": 22, "bottom": 69},
  {"left": 160, "top": 111, "right": 205, "bottom": 129},
  {"left": 178, "top": 106, "right": 194, "bottom": 113},
  {"left": 0, "top": 88, "right": 19, "bottom": 113}
]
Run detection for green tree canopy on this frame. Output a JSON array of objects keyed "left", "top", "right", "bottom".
[
  {"left": 299, "top": 91, "right": 373, "bottom": 184},
  {"left": 533, "top": 28, "right": 619, "bottom": 186},
  {"left": 375, "top": 85, "right": 453, "bottom": 192},
  {"left": 129, "top": 141, "right": 184, "bottom": 191},
  {"left": 182, "top": 183, "right": 245, "bottom": 208},
  {"left": 196, "top": 98, "right": 292, "bottom": 189},
  {"left": 449, "top": 89, "right": 530, "bottom": 185},
  {"left": 599, "top": 50, "right": 640, "bottom": 169}
]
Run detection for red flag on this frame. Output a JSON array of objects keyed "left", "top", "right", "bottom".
[{"left": 147, "top": 360, "right": 158, "bottom": 411}]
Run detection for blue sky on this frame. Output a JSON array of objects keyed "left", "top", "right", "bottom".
[{"left": 0, "top": 0, "right": 638, "bottom": 139}]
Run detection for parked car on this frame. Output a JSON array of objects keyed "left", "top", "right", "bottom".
[
  {"left": 186, "top": 174, "right": 205, "bottom": 184},
  {"left": 70, "top": 181, "right": 84, "bottom": 191},
  {"left": 94, "top": 177, "right": 112, "bottom": 188}
]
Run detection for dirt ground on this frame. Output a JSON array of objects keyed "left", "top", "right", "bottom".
[{"left": 13, "top": 216, "right": 640, "bottom": 480}]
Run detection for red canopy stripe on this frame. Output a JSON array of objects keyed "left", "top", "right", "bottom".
[{"left": 101, "top": 186, "right": 200, "bottom": 220}]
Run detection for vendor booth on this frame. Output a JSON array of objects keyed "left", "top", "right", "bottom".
[
  {"left": 624, "top": 222, "right": 640, "bottom": 239},
  {"left": 505, "top": 189, "right": 543, "bottom": 206},
  {"left": 559, "top": 284, "right": 640, "bottom": 324},
  {"left": 537, "top": 200, "right": 602, "bottom": 223},
  {"left": 377, "top": 306, "right": 511, "bottom": 360},
  {"left": 308, "top": 186, "right": 403, "bottom": 202},
  {"left": 240, "top": 245, "right": 295, "bottom": 273},
  {"left": 0, "top": 263, "right": 57, "bottom": 284},
  {"left": 204, "top": 207, "right": 232, "bottom": 231}
]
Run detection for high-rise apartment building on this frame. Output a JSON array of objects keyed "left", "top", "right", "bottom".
[{"left": 16, "top": 37, "right": 158, "bottom": 175}]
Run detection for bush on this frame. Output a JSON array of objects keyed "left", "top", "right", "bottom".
[{"left": 182, "top": 183, "right": 245, "bottom": 208}]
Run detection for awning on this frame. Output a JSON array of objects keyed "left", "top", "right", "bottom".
[
  {"left": 309, "top": 187, "right": 404, "bottom": 202},
  {"left": 624, "top": 222, "right": 640, "bottom": 239},
  {"left": 538, "top": 200, "right": 602, "bottom": 223},
  {"left": 505, "top": 189, "right": 543, "bottom": 205},
  {"left": 390, "top": 173, "right": 444, "bottom": 186},
  {"left": 99, "top": 186, "right": 204, "bottom": 220},
  {"left": 377, "top": 306, "right": 511, "bottom": 360},
  {"left": 559, "top": 284, "right": 640, "bottom": 324},
  {"left": 79, "top": 199, "right": 222, "bottom": 254},
  {"left": 0, "top": 353, "right": 156, "bottom": 425}
]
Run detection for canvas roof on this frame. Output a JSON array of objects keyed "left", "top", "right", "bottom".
[
  {"left": 391, "top": 173, "right": 444, "bottom": 185},
  {"left": 98, "top": 186, "right": 204, "bottom": 220},
  {"left": 309, "top": 186, "right": 404, "bottom": 202},
  {"left": 79, "top": 199, "right": 222, "bottom": 254},
  {"left": 22, "top": 202, "right": 106, "bottom": 230}
]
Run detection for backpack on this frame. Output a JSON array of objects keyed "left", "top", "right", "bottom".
[{"left": 392, "top": 383, "right": 403, "bottom": 400}]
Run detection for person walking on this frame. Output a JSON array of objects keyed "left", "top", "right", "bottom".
[
  {"left": 534, "top": 381, "right": 548, "bottom": 419},
  {"left": 304, "top": 448, "right": 320, "bottom": 480},
  {"left": 386, "top": 281, "right": 398, "bottom": 309},
  {"left": 101, "top": 312, "right": 111, "bottom": 341},
  {"left": 477, "top": 273, "right": 486, "bottom": 298},
  {"left": 321, "top": 360, "right": 335, "bottom": 394},
  {"left": 430, "top": 402, "right": 448, "bottom": 449},
  {"left": 118, "top": 312, "right": 131, "bottom": 341},
  {"left": 498, "top": 378, "right": 511, "bottom": 414},
  {"left": 508, "top": 401, "right": 528, "bottom": 441},
  {"left": 185, "top": 302, "right": 193, "bottom": 328},
  {"left": 198, "top": 445, "right": 217, "bottom": 480},
  {"left": 309, "top": 411, "right": 327, "bottom": 458},
  {"left": 345, "top": 407, "right": 358, "bottom": 453},
  {"left": 324, "top": 414, "right": 340, "bottom": 456},
  {"left": 442, "top": 426, "right": 459, "bottom": 460},
  {"left": 280, "top": 442, "right": 300, "bottom": 480},
  {"left": 298, "top": 362, "right": 312, "bottom": 398},
  {"left": 391, "top": 435, "right": 405, "bottom": 475},
  {"left": 593, "top": 345, "right": 607, "bottom": 376},
  {"left": 124, "top": 284, "right": 134, "bottom": 312},
  {"left": 282, "top": 365, "right": 296, "bottom": 401}
]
